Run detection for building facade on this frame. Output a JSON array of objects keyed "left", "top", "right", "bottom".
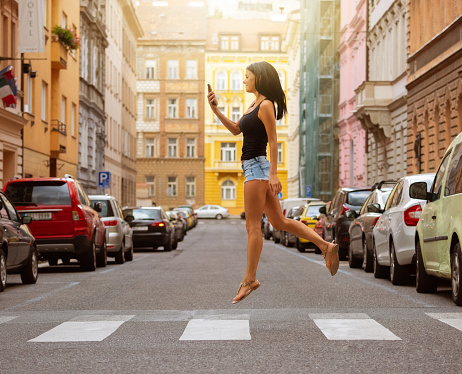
[
  {"left": 0, "top": 0, "right": 27, "bottom": 188},
  {"left": 135, "top": 0, "right": 205, "bottom": 209},
  {"left": 354, "top": 0, "right": 408, "bottom": 186},
  {"left": 406, "top": 1, "right": 462, "bottom": 174},
  {"left": 337, "top": 0, "right": 366, "bottom": 188},
  {"left": 299, "top": 0, "right": 340, "bottom": 201},
  {"left": 78, "top": 0, "right": 108, "bottom": 194},
  {"left": 105, "top": 0, "right": 141, "bottom": 207},
  {"left": 22, "top": 0, "right": 80, "bottom": 179},
  {"left": 205, "top": 18, "right": 289, "bottom": 214}
]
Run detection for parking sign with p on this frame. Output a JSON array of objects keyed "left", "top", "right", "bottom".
[{"left": 98, "top": 172, "right": 110, "bottom": 189}]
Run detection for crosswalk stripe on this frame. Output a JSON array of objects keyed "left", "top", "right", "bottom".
[
  {"left": 0, "top": 316, "right": 18, "bottom": 324},
  {"left": 426, "top": 313, "right": 462, "bottom": 332},
  {"left": 179, "top": 319, "right": 251, "bottom": 341}
]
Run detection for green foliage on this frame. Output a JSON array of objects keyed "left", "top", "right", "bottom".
[{"left": 52, "top": 25, "right": 80, "bottom": 51}]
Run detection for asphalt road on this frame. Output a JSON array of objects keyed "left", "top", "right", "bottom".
[{"left": 1, "top": 218, "right": 462, "bottom": 373}]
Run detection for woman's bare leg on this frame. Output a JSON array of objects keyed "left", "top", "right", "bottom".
[{"left": 233, "top": 179, "right": 268, "bottom": 302}]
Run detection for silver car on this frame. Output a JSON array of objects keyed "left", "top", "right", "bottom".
[
  {"left": 195, "top": 205, "right": 229, "bottom": 219},
  {"left": 89, "top": 195, "right": 133, "bottom": 264}
]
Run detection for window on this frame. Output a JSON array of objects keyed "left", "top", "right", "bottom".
[
  {"left": 71, "top": 103, "right": 76, "bottom": 136},
  {"left": 186, "top": 138, "right": 196, "bottom": 158},
  {"left": 146, "top": 176, "right": 155, "bottom": 197},
  {"left": 167, "top": 60, "right": 178, "bottom": 79},
  {"left": 220, "top": 35, "right": 229, "bottom": 50},
  {"left": 277, "top": 143, "right": 283, "bottom": 163},
  {"left": 145, "top": 138, "right": 155, "bottom": 157},
  {"left": 146, "top": 98, "right": 155, "bottom": 119},
  {"left": 186, "top": 99, "right": 197, "bottom": 118},
  {"left": 61, "top": 96, "right": 66, "bottom": 124},
  {"left": 168, "top": 138, "right": 177, "bottom": 157},
  {"left": 431, "top": 152, "right": 451, "bottom": 201},
  {"left": 186, "top": 60, "right": 197, "bottom": 79},
  {"left": 41, "top": 81, "right": 47, "bottom": 121},
  {"left": 216, "top": 106, "right": 225, "bottom": 124},
  {"left": 230, "top": 36, "right": 239, "bottom": 50},
  {"left": 231, "top": 107, "right": 240, "bottom": 122},
  {"left": 221, "top": 180, "right": 236, "bottom": 200},
  {"left": 167, "top": 177, "right": 177, "bottom": 196},
  {"left": 145, "top": 60, "right": 156, "bottom": 79},
  {"left": 186, "top": 177, "right": 195, "bottom": 197},
  {"left": 216, "top": 71, "right": 227, "bottom": 90},
  {"left": 167, "top": 98, "right": 178, "bottom": 118},
  {"left": 26, "top": 75, "right": 33, "bottom": 113},
  {"left": 445, "top": 144, "right": 462, "bottom": 196},
  {"left": 221, "top": 142, "right": 236, "bottom": 161},
  {"left": 261, "top": 35, "right": 280, "bottom": 51},
  {"left": 231, "top": 71, "right": 242, "bottom": 90}
]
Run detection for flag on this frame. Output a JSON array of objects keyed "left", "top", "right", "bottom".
[{"left": 0, "top": 66, "right": 18, "bottom": 108}]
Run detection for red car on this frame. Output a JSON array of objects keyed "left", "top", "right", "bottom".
[{"left": 3, "top": 175, "right": 107, "bottom": 271}]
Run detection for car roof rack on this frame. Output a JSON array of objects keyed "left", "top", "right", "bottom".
[{"left": 372, "top": 180, "right": 396, "bottom": 190}]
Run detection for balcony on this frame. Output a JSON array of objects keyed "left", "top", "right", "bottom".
[
  {"left": 213, "top": 161, "right": 241, "bottom": 170},
  {"left": 50, "top": 120, "right": 67, "bottom": 157},
  {"left": 51, "top": 41, "right": 68, "bottom": 70}
]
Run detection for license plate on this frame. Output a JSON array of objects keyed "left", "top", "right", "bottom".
[
  {"left": 132, "top": 226, "right": 148, "bottom": 231},
  {"left": 25, "top": 212, "right": 52, "bottom": 221}
]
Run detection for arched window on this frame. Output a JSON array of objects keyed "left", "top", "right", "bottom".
[
  {"left": 216, "top": 71, "right": 227, "bottom": 90},
  {"left": 231, "top": 71, "right": 242, "bottom": 91},
  {"left": 278, "top": 70, "right": 285, "bottom": 90},
  {"left": 221, "top": 180, "right": 236, "bottom": 200}
]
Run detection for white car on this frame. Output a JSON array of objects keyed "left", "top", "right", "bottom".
[
  {"left": 89, "top": 195, "right": 134, "bottom": 264},
  {"left": 372, "top": 174, "right": 435, "bottom": 285},
  {"left": 195, "top": 205, "right": 229, "bottom": 219}
]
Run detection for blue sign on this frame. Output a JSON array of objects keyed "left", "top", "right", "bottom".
[
  {"left": 306, "top": 185, "right": 312, "bottom": 198},
  {"left": 98, "top": 172, "right": 110, "bottom": 189},
  {"left": 277, "top": 192, "right": 283, "bottom": 199}
]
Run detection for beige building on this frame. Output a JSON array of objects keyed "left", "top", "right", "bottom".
[
  {"left": 0, "top": 0, "right": 27, "bottom": 188},
  {"left": 135, "top": 0, "right": 206, "bottom": 209},
  {"left": 105, "top": 0, "right": 142, "bottom": 207}
]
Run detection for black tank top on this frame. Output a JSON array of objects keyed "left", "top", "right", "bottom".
[{"left": 239, "top": 99, "right": 271, "bottom": 160}]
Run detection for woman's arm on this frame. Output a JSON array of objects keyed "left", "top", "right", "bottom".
[
  {"left": 259, "top": 100, "right": 282, "bottom": 196},
  {"left": 207, "top": 90, "right": 241, "bottom": 136}
]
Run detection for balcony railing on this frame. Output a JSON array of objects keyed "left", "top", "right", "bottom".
[
  {"left": 213, "top": 161, "right": 241, "bottom": 170},
  {"left": 51, "top": 119, "right": 67, "bottom": 135}
]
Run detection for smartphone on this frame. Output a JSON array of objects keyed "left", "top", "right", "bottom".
[{"left": 207, "top": 84, "right": 217, "bottom": 106}]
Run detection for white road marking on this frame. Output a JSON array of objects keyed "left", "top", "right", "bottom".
[
  {"left": 29, "top": 315, "right": 134, "bottom": 342},
  {"left": 313, "top": 318, "right": 401, "bottom": 340},
  {"left": 426, "top": 313, "right": 462, "bottom": 332},
  {"left": 179, "top": 319, "right": 251, "bottom": 341},
  {"left": 0, "top": 316, "right": 18, "bottom": 324}
]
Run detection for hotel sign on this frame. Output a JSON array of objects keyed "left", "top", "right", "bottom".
[{"left": 18, "top": 0, "right": 45, "bottom": 53}]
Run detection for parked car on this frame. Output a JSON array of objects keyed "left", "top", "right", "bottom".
[
  {"left": 261, "top": 213, "right": 273, "bottom": 240},
  {"left": 321, "top": 187, "right": 371, "bottom": 260},
  {"left": 347, "top": 181, "right": 395, "bottom": 271},
  {"left": 89, "top": 195, "right": 133, "bottom": 264},
  {"left": 174, "top": 211, "right": 188, "bottom": 234},
  {"left": 297, "top": 201, "right": 327, "bottom": 253},
  {"left": 314, "top": 201, "right": 330, "bottom": 243},
  {"left": 4, "top": 175, "right": 107, "bottom": 271},
  {"left": 195, "top": 205, "right": 229, "bottom": 219},
  {"left": 410, "top": 132, "right": 462, "bottom": 305},
  {"left": 174, "top": 208, "right": 193, "bottom": 229},
  {"left": 176, "top": 205, "right": 197, "bottom": 227},
  {"left": 0, "top": 191, "right": 37, "bottom": 292},
  {"left": 372, "top": 173, "right": 435, "bottom": 284},
  {"left": 123, "top": 207, "right": 176, "bottom": 251},
  {"left": 167, "top": 211, "right": 185, "bottom": 242},
  {"left": 282, "top": 205, "right": 304, "bottom": 247},
  {"left": 273, "top": 198, "right": 320, "bottom": 243}
]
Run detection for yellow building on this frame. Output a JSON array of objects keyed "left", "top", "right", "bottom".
[
  {"left": 23, "top": 0, "right": 80, "bottom": 178},
  {"left": 205, "top": 18, "right": 289, "bottom": 215}
]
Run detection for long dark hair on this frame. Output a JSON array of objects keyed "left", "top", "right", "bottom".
[{"left": 246, "top": 61, "right": 287, "bottom": 120}]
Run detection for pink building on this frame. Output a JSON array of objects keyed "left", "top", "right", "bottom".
[{"left": 337, "top": 0, "right": 367, "bottom": 187}]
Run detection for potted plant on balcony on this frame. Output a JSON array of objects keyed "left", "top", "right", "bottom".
[{"left": 51, "top": 25, "right": 80, "bottom": 51}]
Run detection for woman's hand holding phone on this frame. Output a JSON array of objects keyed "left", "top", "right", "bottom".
[{"left": 207, "top": 84, "right": 218, "bottom": 108}]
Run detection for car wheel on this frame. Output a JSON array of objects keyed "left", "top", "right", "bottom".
[
  {"left": 20, "top": 247, "right": 38, "bottom": 284},
  {"left": 172, "top": 235, "right": 178, "bottom": 250},
  {"left": 451, "top": 243, "right": 462, "bottom": 306},
  {"left": 373, "top": 242, "right": 389, "bottom": 279},
  {"left": 296, "top": 238, "right": 305, "bottom": 253},
  {"left": 96, "top": 237, "right": 107, "bottom": 268},
  {"left": 348, "top": 243, "right": 362, "bottom": 268},
  {"left": 81, "top": 239, "right": 97, "bottom": 271},
  {"left": 274, "top": 231, "right": 280, "bottom": 244},
  {"left": 0, "top": 248, "right": 6, "bottom": 292},
  {"left": 363, "top": 239, "right": 373, "bottom": 273},
  {"left": 164, "top": 237, "right": 172, "bottom": 251},
  {"left": 390, "top": 241, "right": 409, "bottom": 286},
  {"left": 216, "top": 214, "right": 223, "bottom": 220},
  {"left": 124, "top": 243, "right": 134, "bottom": 261},
  {"left": 264, "top": 229, "right": 271, "bottom": 240},
  {"left": 115, "top": 242, "right": 125, "bottom": 264},
  {"left": 314, "top": 245, "right": 322, "bottom": 254},
  {"left": 415, "top": 239, "right": 437, "bottom": 293}
]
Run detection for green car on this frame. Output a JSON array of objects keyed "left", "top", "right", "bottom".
[{"left": 410, "top": 132, "right": 462, "bottom": 305}]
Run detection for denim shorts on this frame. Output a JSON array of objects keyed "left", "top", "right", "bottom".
[{"left": 242, "top": 156, "right": 271, "bottom": 183}]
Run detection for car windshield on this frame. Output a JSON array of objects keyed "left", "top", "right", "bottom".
[
  {"left": 307, "top": 205, "right": 322, "bottom": 217},
  {"left": 347, "top": 191, "right": 371, "bottom": 206},
  {"left": 5, "top": 181, "right": 71, "bottom": 205},
  {"left": 90, "top": 199, "right": 114, "bottom": 217},
  {"left": 131, "top": 209, "right": 161, "bottom": 220}
]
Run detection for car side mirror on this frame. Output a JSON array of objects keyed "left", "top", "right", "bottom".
[
  {"left": 367, "top": 203, "right": 383, "bottom": 214},
  {"left": 125, "top": 214, "right": 134, "bottom": 222},
  {"left": 409, "top": 182, "right": 429, "bottom": 200},
  {"left": 345, "top": 210, "right": 357, "bottom": 219},
  {"left": 22, "top": 215, "right": 32, "bottom": 224},
  {"left": 319, "top": 206, "right": 326, "bottom": 215},
  {"left": 93, "top": 202, "right": 102, "bottom": 213}
]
